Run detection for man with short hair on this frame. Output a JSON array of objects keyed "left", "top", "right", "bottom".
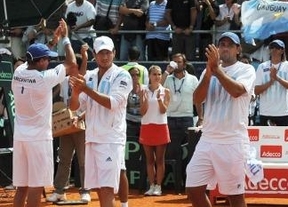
[
  {"left": 69, "top": 36, "right": 132, "bottom": 207},
  {"left": 165, "top": 0, "right": 197, "bottom": 61},
  {"left": 186, "top": 32, "right": 256, "bottom": 207},
  {"left": 162, "top": 52, "right": 202, "bottom": 193},
  {"left": 119, "top": 0, "right": 149, "bottom": 61}
]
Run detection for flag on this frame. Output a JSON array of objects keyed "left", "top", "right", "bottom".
[{"left": 241, "top": 0, "right": 288, "bottom": 44}]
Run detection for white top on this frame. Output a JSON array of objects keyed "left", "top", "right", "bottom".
[
  {"left": 164, "top": 72, "right": 198, "bottom": 117},
  {"left": 65, "top": 0, "right": 96, "bottom": 39},
  {"left": 255, "top": 60, "right": 288, "bottom": 116},
  {"left": 78, "top": 64, "right": 132, "bottom": 145},
  {"left": 141, "top": 85, "right": 167, "bottom": 125},
  {"left": 201, "top": 61, "right": 255, "bottom": 144},
  {"left": 12, "top": 62, "right": 66, "bottom": 141},
  {"left": 215, "top": 3, "right": 240, "bottom": 42}
]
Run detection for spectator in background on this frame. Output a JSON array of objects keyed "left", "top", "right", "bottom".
[
  {"left": 162, "top": 53, "right": 195, "bottom": 83},
  {"left": 122, "top": 46, "right": 149, "bottom": 85},
  {"left": 139, "top": 65, "right": 170, "bottom": 196},
  {"left": 21, "top": 2, "right": 67, "bottom": 58},
  {"left": 145, "top": 0, "right": 170, "bottom": 61},
  {"left": 146, "top": 0, "right": 170, "bottom": 61},
  {"left": 119, "top": 47, "right": 149, "bottom": 206},
  {"left": 195, "top": 0, "right": 219, "bottom": 61},
  {"left": 126, "top": 66, "right": 144, "bottom": 137},
  {"left": 214, "top": 0, "right": 241, "bottom": 43},
  {"left": 165, "top": 0, "right": 197, "bottom": 61},
  {"left": 255, "top": 39, "right": 288, "bottom": 126},
  {"left": 66, "top": 0, "right": 96, "bottom": 60},
  {"left": 46, "top": 44, "right": 90, "bottom": 203},
  {"left": 10, "top": 28, "right": 26, "bottom": 59},
  {"left": 95, "top": 0, "right": 123, "bottom": 60},
  {"left": 161, "top": 53, "right": 202, "bottom": 192},
  {"left": 119, "top": 0, "right": 149, "bottom": 61},
  {"left": 117, "top": 66, "right": 142, "bottom": 207}
]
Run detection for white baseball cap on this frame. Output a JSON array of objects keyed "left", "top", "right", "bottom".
[{"left": 93, "top": 36, "right": 114, "bottom": 54}]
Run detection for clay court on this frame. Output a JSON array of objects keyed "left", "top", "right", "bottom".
[{"left": 1, "top": 187, "right": 288, "bottom": 207}]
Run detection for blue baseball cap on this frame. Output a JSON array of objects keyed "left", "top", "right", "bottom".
[
  {"left": 26, "top": 43, "right": 58, "bottom": 60},
  {"left": 218, "top": 32, "right": 240, "bottom": 45},
  {"left": 269, "top": 39, "right": 285, "bottom": 49}
]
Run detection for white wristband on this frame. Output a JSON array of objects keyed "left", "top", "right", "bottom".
[
  {"left": 164, "top": 70, "right": 170, "bottom": 75},
  {"left": 62, "top": 37, "right": 71, "bottom": 46}
]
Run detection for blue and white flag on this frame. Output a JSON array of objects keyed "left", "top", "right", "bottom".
[{"left": 241, "top": 0, "right": 288, "bottom": 44}]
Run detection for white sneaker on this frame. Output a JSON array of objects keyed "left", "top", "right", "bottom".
[
  {"left": 144, "top": 184, "right": 155, "bottom": 196},
  {"left": 153, "top": 185, "right": 162, "bottom": 196},
  {"left": 4, "top": 184, "right": 16, "bottom": 190},
  {"left": 46, "top": 192, "right": 66, "bottom": 202},
  {"left": 80, "top": 192, "right": 91, "bottom": 202}
]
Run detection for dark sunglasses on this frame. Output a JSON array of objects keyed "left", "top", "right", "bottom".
[{"left": 269, "top": 44, "right": 283, "bottom": 50}]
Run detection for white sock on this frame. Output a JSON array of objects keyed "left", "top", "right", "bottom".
[{"left": 121, "top": 202, "right": 128, "bottom": 207}]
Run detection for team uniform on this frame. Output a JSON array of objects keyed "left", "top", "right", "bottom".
[
  {"left": 186, "top": 61, "right": 255, "bottom": 195},
  {"left": 139, "top": 85, "right": 170, "bottom": 146},
  {"left": 76, "top": 64, "right": 132, "bottom": 192},
  {"left": 256, "top": 60, "right": 288, "bottom": 124},
  {"left": 12, "top": 62, "right": 66, "bottom": 187}
]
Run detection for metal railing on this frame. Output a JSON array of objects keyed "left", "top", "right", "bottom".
[{"left": 72, "top": 27, "right": 242, "bottom": 65}]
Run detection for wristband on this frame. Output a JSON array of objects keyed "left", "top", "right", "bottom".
[{"left": 62, "top": 37, "right": 71, "bottom": 46}]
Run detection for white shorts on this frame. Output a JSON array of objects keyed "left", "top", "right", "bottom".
[
  {"left": 186, "top": 139, "right": 247, "bottom": 195},
  {"left": 13, "top": 140, "right": 54, "bottom": 187},
  {"left": 121, "top": 144, "right": 126, "bottom": 171},
  {"left": 84, "top": 143, "right": 124, "bottom": 193}
]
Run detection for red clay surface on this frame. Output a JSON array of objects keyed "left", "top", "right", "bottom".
[{"left": 1, "top": 187, "right": 288, "bottom": 207}]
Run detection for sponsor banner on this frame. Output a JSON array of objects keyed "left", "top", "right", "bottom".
[
  {"left": 245, "top": 167, "right": 288, "bottom": 196},
  {"left": 209, "top": 164, "right": 288, "bottom": 203},
  {"left": 0, "top": 61, "right": 13, "bottom": 82},
  {"left": 248, "top": 126, "right": 288, "bottom": 162},
  {"left": 0, "top": 61, "right": 14, "bottom": 132}
]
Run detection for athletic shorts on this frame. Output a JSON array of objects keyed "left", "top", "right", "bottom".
[
  {"left": 13, "top": 140, "right": 54, "bottom": 187},
  {"left": 186, "top": 139, "right": 248, "bottom": 195},
  {"left": 84, "top": 143, "right": 124, "bottom": 193},
  {"left": 121, "top": 145, "right": 126, "bottom": 171}
]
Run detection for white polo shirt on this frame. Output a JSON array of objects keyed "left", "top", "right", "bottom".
[
  {"left": 12, "top": 62, "right": 66, "bottom": 141},
  {"left": 78, "top": 64, "right": 132, "bottom": 145},
  {"left": 256, "top": 60, "right": 288, "bottom": 116},
  {"left": 201, "top": 61, "right": 255, "bottom": 144},
  {"left": 164, "top": 72, "right": 198, "bottom": 117}
]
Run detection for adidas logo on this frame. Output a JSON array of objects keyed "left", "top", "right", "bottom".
[{"left": 106, "top": 157, "right": 112, "bottom": 162}]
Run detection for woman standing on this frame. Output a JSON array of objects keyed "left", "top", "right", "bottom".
[{"left": 139, "top": 65, "right": 170, "bottom": 196}]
